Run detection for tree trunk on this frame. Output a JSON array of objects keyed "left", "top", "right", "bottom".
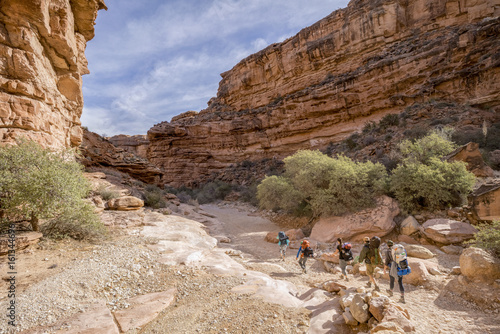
[{"left": 30, "top": 215, "right": 39, "bottom": 231}]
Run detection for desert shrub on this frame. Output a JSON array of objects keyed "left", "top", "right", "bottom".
[
  {"left": 342, "top": 134, "right": 359, "bottom": 151},
  {"left": 97, "top": 185, "right": 120, "bottom": 201},
  {"left": 466, "top": 221, "right": 500, "bottom": 258},
  {"left": 390, "top": 132, "right": 475, "bottom": 212},
  {"left": 257, "top": 175, "right": 304, "bottom": 212},
  {"left": 0, "top": 140, "right": 102, "bottom": 239},
  {"left": 42, "top": 202, "right": 104, "bottom": 241},
  {"left": 195, "top": 181, "right": 233, "bottom": 204},
  {"left": 362, "top": 135, "right": 376, "bottom": 146},
  {"left": 379, "top": 114, "right": 399, "bottom": 129},
  {"left": 403, "top": 124, "right": 429, "bottom": 140},
  {"left": 257, "top": 150, "right": 388, "bottom": 217},
  {"left": 144, "top": 187, "right": 166, "bottom": 209},
  {"left": 451, "top": 128, "right": 483, "bottom": 146},
  {"left": 176, "top": 191, "right": 192, "bottom": 203},
  {"left": 239, "top": 182, "right": 259, "bottom": 207},
  {"left": 398, "top": 129, "right": 456, "bottom": 164},
  {"left": 362, "top": 121, "right": 378, "bottom": 134}
]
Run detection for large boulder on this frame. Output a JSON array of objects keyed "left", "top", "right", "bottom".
[
  {"left": 421, "top": 219, "right": 477, "bottom": 245},
  {"left": 285, "top": 228, "right": 305, "bottom": 241},
  {"left": 459, "top": 247, "right": 500, "bottom": 282},
  {"left": 108, "top": 196, "right": 144, "bottom": 211},
  {"left": 310, "top": 196, "right": 399, "bottom": 242},
  {"left": 400, "top": 216, "right": 421, "bottom": 236},
  {"left": 349, "top": 294, "right": 370, "bottom": 323},
  {"left": 405, "top": 244, "right": 434, "bottom": 259},
  {"left": 265, "top": 231, "right": 279, "bottom": 243},
  {"left": 404, "top": 259, "right": 430, "bottom": 286},
  {"left": 368, "top": 295, "right": 391, "bottom": 322}
]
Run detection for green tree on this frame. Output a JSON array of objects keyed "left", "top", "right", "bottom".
[
  {"left": 0, "top": 140, "right": 101, "bottom": 235},
  {"left": 390, "top": 131, "right": 475, "bottom": 212},
  {"left": 257, "top": 150, "right": 388, "bottom": 216}
]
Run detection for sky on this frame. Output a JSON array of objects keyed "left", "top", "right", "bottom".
[{"left": 81, "top": 0, "right": 350, "bottom": 136}]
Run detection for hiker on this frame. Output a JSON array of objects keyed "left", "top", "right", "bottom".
[
  {"left": 356, "top": 236, "right": 382, "bottom": 291},
  {"left": 296, "top": 240, "right": 314, "bottom": 273},
  {"left": 384, "top": 241, "right": 408, "bottom": 303},
  {"left": 332, "top": 238, "right": 353, "bottom": 281},
  {"left": 277, "top": 231, "right": 290, "bottom": 261}
]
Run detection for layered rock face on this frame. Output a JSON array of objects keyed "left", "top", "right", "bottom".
[
  {"left": 0, "top": 0, "right": 106, "bottom": 149},
  {"left": 79, "top": 130, "right": 163, "bottom": 185},
  {"left": 148, "top": 0, "right": 500, "bottom": 186},
  {"left": 108, "top": 134, "right": 149, "bottom": 160}
]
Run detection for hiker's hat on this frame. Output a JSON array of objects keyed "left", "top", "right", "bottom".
[
  {"left": 363, "top": 237, "right": 370, "bottom": 243},
  {"left": 387, "top": 240, "right": 394, "bottom": 246}
]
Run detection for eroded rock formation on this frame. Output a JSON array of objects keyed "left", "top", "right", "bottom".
[
  {"left": 79, "top": 129, "right": 163, "bottom": 184},
  {"left": 0, "top": 0, "right": 106, "bottom": 149},
  {"left": 148, "top": 0, "right": 500, "bottom": 186}
]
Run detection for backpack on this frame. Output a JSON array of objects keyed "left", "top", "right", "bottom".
[
  {"left": 392, "top": 244, "right": 411, "bottom": 275},
  {"left": 278, "top": 231, "right": 289, "bottom": 244},
  {"left": 368, "top": 236, "right": 381, "bottom": 265},
  {"left": 303, "top": 247, "right": 314, "bottom": 257},
  {"left": 341, "top": 243, "right": 353, "bottom": 261}
]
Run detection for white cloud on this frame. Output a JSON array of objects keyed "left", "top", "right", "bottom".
[{"left": 82, "top": 0, "right": 350, "bottom": 135}]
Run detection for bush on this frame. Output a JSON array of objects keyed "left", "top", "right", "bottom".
[
  {"left": 379, "top": 114, "right": 399, "bottom": 129},
  {"left": 257, "top": 150, "right": 388, "bottom": 217},
  {"left": 195, "top": 181, "right": 233, "bottom": 204},
  {"left": 97, "top": 186, "right": 120, "bottom": 201},
  {"left": 466, "top": 221, "right": 500, "bottom": 258},
  {"left": 42, "top": 202, "right": 104, "bottom": 240},
  {"left": 144, "top": 188, "right": 166, "bottom": 209},
  {"left": 390, "top": 132, "right": 475, "bottom": 212},
  {"left": 0, "top": 140, "right": 103, "bottom": 239}
]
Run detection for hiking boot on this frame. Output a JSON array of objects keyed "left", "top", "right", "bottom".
[
  {"left": 345, "top": 277, "right": 349, "bottom": 282},
  {"left": 340, "top": 274, "right": 344, "bottom": 279},
  {"left": 386, "top": 289, "right": 393, "bottom": 296},
  {"left": 365, "top": 282, "right": 372, "bottom": 288},
  {"left": 303, "top": 268, "right": 307, "bottom": 274},
  {"left": 374, "top": 285, "right": 380, "bottom": 292},
  {"left": 399, "top": 295, "right": 405, "bottom": 304}
]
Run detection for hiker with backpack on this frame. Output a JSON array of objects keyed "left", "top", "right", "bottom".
[
  {"left": 277, "top": 231, "right": 290, "bottom": 261},
  {"left": 356, "top": 236, "right": 382, "bottom": 291},
  {"left": 384, "top": 240, "right": 410, "bottom": 303},
  {"left": 332, "top": 238, "right": 354, "bottom": 281},
  {"left": 296, "top": 239, "right": 314, "bottom": 274}
]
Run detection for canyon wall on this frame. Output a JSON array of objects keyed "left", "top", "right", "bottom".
[
  {"left": 0, "top": 0, "right": 106, "bottom": 149},
  {"left": 148, "top": 0, "right": 500, "bottom": 187}
]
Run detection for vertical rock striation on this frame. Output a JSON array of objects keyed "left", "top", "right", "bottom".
[
  {"left": 0, "top": 0, "right": 106, "bottom": 149},
  {"left": 148, "top": 0, "right": 500, "bottom": 187}
]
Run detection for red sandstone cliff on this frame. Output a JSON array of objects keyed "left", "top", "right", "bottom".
[
  {"left": 0, "top": 0, "right": 106, "bottom": 149},
  {"left": 148, "top": 0, "right": 500, "bottom": 187}
]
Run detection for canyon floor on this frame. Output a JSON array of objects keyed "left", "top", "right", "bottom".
[{"left": 1, "top": 202, "right": 499, "bottom": 334}]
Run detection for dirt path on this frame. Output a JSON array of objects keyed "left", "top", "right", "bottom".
[{"left": 200, "top": 203, "right": 500, "bottom": 334}]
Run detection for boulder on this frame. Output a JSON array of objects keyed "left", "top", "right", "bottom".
[
  {"left": 382, "top": 303, "right": 414, "bottom": 332},
  {"left": 322, "top": 281, "right": 347, "bottom": 293},
  {"left": 340, "top": 294, "right": 355, "bottom": 311},
  {"left": 371, "top": 321, "right": 405, "bottom": 334},
  {"left": 342, "top": 308, "right": 359, "bottom": 326},
  {"left": 0, "top": 232, "right": 43, "bottom": 255},
  {"left": 400, "top": 216, "right": 420, "bottom": 235},
  {"left": 451, "top": 266, "right": 461, "bottom": 275},
  {"left": 320, "top": 252, "right": 339, "bottom": 264},
  {"left": 310, "top": 196, "right": 399, "bottom": 242},
  {"left": 404, "top": 259, "right": 430, "bottom": 286},
  {"left": 459, "top": 247, "right": 500, "bottom": 282},
  {"left": 108, "top": 196, "right": 144, "bottom": 211},
  {"left": 368, "top": 295, "right": 390, "bottom": 322},
  {"left": 285, "top": 228, "right": 305, "bottom": 241},
  {"left": 350, "top": 294, "right": 370, "bottom": 323},
  {"left": 405, "top": 244, "right": 434, "bottom": 259},
  {"left": 441, "top": 245, "right": 464, "bottom": 255},
  {"left": 265, "top": 231, "right": 279, "bottom": 243},
  {"left": 397, "top": 235, "right": 419, "bottom": 245},
  {"left": 421, "top": 219, "right": 477, "bottom": 245},
  {"left": 428, "top": 267, "right": 442, "bottom": 275}
]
